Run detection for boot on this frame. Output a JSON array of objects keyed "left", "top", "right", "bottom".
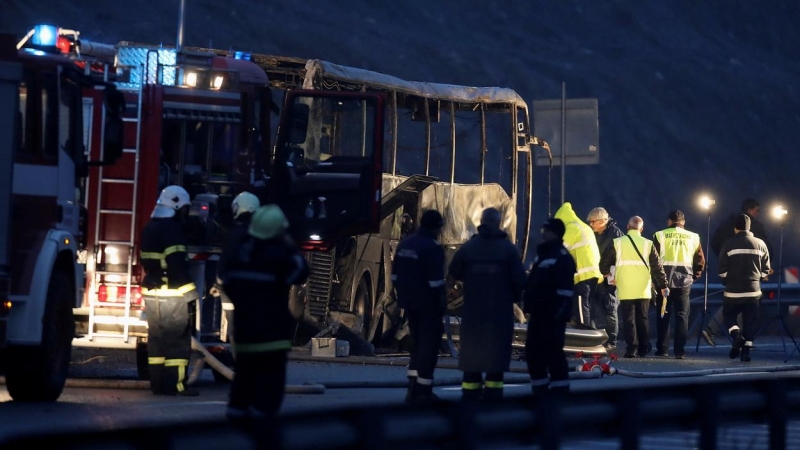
[
  {"left": 461, "top": 387, "right": 482, "bottom": 403},
  {"left": 531, "top": 383, "right": 549, "bottom": 397},
  {"left": 729, "top": 330, "right": 745, "bottom": 359},
  {"left": 741, "top": 342, "right": 752, "bottom": 362},
  {"left": 413, "top": 382, "right": 440, "bottom": 405},
  {"left": 404, "top": 377, "right": 417, "bottom": 404}
]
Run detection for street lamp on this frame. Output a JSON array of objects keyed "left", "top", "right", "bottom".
[
  {"left": 757, "top": 205, "right": 800, "bottom": 361},
  {"left": 694, "top": 195, "right": 724, "bottom": 352}
]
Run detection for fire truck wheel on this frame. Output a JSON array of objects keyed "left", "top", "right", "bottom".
[
  {"left": 353, "top": 277, "right": 372, "bottom": 341},
  {"left": 6, "top": 269, "right": 74, "bottom": 402},
  {"left": 135, "top": 338, "right": 149, "bottom": 380}
]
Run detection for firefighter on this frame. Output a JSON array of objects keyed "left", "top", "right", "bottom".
[
  {"left": 211, "top": 191, "right": 261, "bottom": 345},
  {"left": 391, "top": 209, "right": 446, "bottom": 404},
  {"left": 448, "top": 207, "right": 526, "bottom": 402},
  {"left": 524, "top": 218, "right": 575, "bottom": 396},
  {"left": 140, "top": 185, "right": 201, "bottom": 396},
  {"left": 554, "top": 202, "right": 603, "bottom": 327},
  {"left": 220, "top": 204, "right": 309, "bottom": 428}
]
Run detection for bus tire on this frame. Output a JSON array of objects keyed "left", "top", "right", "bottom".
[
  {"left": 6, "top": 269, "right": 74, "bottom": 402},
  {"left": 353, "top": 277, "right": 372, "bottom": 341}
]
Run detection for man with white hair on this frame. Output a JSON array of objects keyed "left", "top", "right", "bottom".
[
  {"left": 599, "top": 216, "right": 668, "bottom": 358},
  {"left": 587, "top": 207, "right": 624, "bottom": 350}
]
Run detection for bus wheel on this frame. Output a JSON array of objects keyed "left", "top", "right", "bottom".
[
  {"left": 6, "top": 270, "right": 74, "bottom": 402},
  {"left": 353, "top": 277, "right": 372, "bottom": 341},
  {"left": 135, "top": 338, "right": 149, "bottom": 380}
]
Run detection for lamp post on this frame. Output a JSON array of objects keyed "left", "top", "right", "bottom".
[
  {"left": 694, "top": 195, "right": 724, "bottom": 352},
  {"left": 756, "top": 206, "right": 800, "bottom": 361}
]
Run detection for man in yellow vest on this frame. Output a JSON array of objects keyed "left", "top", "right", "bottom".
[
  {"left": 554, "top": 202, "right": 603, "bottom": 327},
  {"left": 599, "top": 216, "right": 668, "bottom": 358},
  {"left": 653, "top": 210, "right": 705, "bottom": 359}
]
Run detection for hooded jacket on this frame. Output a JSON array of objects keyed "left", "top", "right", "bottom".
[
  {"left": 554, "top": 202, "right": 602, "bottom": 284},
  {"left": 449, "top": 225, "right": 526, "bottom": 373}
]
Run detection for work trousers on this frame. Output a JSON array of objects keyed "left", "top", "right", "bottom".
[
  {"left": 620, "top": 299, "right": 651, "bottom": 355},
  {"left": 572, "top": 278, "right": 597, "bottom": 326},
  {"left": 462, "top": 371, "right": 504, "bottom": 401},
  {"left": 592, "top": 282, "right": 619, "bottom": 345},
  {"left": 228, "top": 349, "right": 288, "bottom": 416},
  {"left": 144, "top": 297, "right": 194, "bottom": 395},
  {"left": 655, "top": 286, "right": 691, "bottom": 355},
  {"left": 723, "top": 296, "right": 760, "bottom": 343},
  {"left": 407, "top": 307, "right": 444, "bottom": 382},
  {"left": 525, "top": 312, "right": 569, "bottom": 387}
]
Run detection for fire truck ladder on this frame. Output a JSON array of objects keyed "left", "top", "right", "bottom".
[{"left": 87, "top": 67, "right": 145, "bottom": 343}]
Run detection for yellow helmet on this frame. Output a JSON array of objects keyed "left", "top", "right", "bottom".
[{"left": 248, "top": 204, "right": 290, "bottom": 240}]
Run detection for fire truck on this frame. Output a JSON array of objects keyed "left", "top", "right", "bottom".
[
  {"left": 11, "top": 28, "right": 386, "bottom": 377},
  {"left": 0, "top": 27, "right": 125, "bottom": 401}
]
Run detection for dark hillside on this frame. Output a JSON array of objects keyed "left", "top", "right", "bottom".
[{"left": 4, "top": 0, "right": 800, "bottom": 272}]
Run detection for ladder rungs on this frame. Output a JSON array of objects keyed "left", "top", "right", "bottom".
[
  {"left": 102, "top": 178, "right": 135, "bottom": 184},
  {"left": 95, "top": 270, "right": 130, "bottom": 276},
  {"left": 100, "top": 209, "right": 134, "bottom": 215},
  {"left": 123, "top": 148, "right": 138, "bottom": 154},
  {"left": 122, "top": 117, "right": 139, "bottom": 123},
  {"left": 98, "top": 240, "right": 134, "bottom": 246}
]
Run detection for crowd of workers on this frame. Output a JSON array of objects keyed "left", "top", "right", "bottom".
[{"left": 137, "top": 183, "right": 773, "bottom": 425}]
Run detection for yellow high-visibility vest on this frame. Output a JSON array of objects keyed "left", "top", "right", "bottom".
[
  {"left": 613, "top": 230, "right": 653, "bottom": 300},
  {"left": 654, "top": 227, "right": 700, "bottom": 286}
]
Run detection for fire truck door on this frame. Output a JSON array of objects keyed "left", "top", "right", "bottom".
[{"left": 273, "top": 91, "right": 385, "bottom": 251}]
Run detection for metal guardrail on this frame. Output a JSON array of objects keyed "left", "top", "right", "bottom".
[{"left": 3, "top": 378, "right": 800, "bottom": 450}]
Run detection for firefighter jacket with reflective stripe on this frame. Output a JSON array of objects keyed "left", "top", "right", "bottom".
[
  {"left": 554, "top": 202, "right": 602, "bottom": 284},
  {"left": 448, "top": 225, "right": 526, "bottom": 374},
  {"left": 718, "top": 231, "right": 771, "bottom": 299},
  {"left": 218, "top": 231, "right": 309, "bottom": 350},
  {"left": 599, "top": 230, "right": 667, "bottom": 301},
  {"left": 140, "top": 217, "right": 197, "bottom": 299},
  {"left": 523, "top": 239, "right": 576, "bottom": 320},
  {"left": 391, "top": 229, "right": 446, "bottom": 311},
  {"left": 654, "top": 226, "right": 705, "bottom": 289}
]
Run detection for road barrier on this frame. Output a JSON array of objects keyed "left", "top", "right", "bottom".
[{"left": 2, "top": 378, "right": 799, "bottom": 450}]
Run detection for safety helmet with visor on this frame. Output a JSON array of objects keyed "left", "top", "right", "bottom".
[{"left": 151, "top": 185, "right": 191, "bottom": 218}]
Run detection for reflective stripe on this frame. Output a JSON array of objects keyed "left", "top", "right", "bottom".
[
  {"left": 221, "top": 302, "right": 235, "bottom": 311},
  {"left": 407, "top": 370, "right": 418, "bottom": 378},
  {"left": 164, "top": 358, "right": 189, "bottom": 367},
  {"left": 719, "top": 272, "right": 727, "bottom": 278},
  {"left": 724, "top": 291, "right": 761, "bottom": 298},
  {"left": 530, "top": 378, "right": 549, "bottom": 386},
  {"left": 142, "top": 282, "right": 197, "bottom": 297},
  {"left": 462, "top": 382, "right": 482, "bottom": 391},
  {"left": 416, "top": 377, "right": 433, "bottom": 386},
  {"left": 226, "top": 270, "right": 277, "bottom": 283},
  {"left": 556, "top": 289, "right": 573, "bottom": 297},
  {"left": 141, "top": 252, "right": 164, "bottom": 260},
  {"left": 148, "top": 357, "right": 165, "bottom": 365},
  {"left": 550, "top": 380, "right": 570, "bottom": 387},
  {"left": 484, "top": 380, "right": 503, "bottom": 389},
  {"left": 616, "top": 260, "right": 647, "bottom": 267},
  {"left": 745, "top": 341, "right": 753, "bottom": 347},
  {"left": 662, "top": 261, "right": 691, "bottom": 268},
  {"left": 163, "top": 245, "right": 187, "bottom": 256},
  {"left": 429, "top": 279, "right": 446, "bottom": 288},
  {"left": 576, "top": 265, "right": 600, "bottom": 275},
  {"left": 233, "top": 340, "right": 292, "bottom": 353},
  {"left": 727, "top": 249, "right": 765, "bottom": 257},
  {"left": 164, "top": 358, "right": 188, "bottom": 392},
  {"left": 728, "top": 325, "right": 740, "bottom": 333},
  {"left": 286, "top": 254, "right": 307, "bottom": 284}
]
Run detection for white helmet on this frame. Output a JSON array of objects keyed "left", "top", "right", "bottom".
[
  {"left": 151, "top": 185, "right": 191, "bottom": 218},
  {"left": 232, "top": 191, "right": 260, "bottom": 219}
]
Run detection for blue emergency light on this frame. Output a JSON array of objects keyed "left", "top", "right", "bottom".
[
  {"left": 234, "top": 51, "right": 251, "bottom": 61},
  {"left": 31, "top": 25, "right": 59, "bottom": 47}
]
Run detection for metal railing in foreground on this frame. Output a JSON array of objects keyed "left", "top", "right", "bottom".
[{"left": 2, "top": 378, "right": 800, "bottom": 450}]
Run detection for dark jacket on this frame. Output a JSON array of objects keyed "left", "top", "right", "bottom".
[
  {"left": 391, "top": 229, "right": 446, "bottom": 311},
  {"left": 594, "top": 219, "right": 623, "bottom": 288},
  {"left": 140, "top": 217, "right": 197, "bottom": 300},
  {"left": 449, "top": 226, "right": 526, "bottom": 373},
  {"left": 220, "top": 232, "right": 309, "bottom": 348},
  {"left": 711, "top": 213, "right": 772, "bottom": 257},
  {"left": 718, "top": 230, "right": 771, "bottom": 300},
  {"left": 523, "top": 239, "right": 576, "bottom": 321}
]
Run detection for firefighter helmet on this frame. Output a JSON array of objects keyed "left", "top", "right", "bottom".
[
  {"left": 151, "top": 185, "right": 191, "bottom": 218},
  {"left": 232, "top": 192, "right": 260, "bottom": 220},
  {"left": 248, "top": 204, "right": 289, "bottom": 240}
]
